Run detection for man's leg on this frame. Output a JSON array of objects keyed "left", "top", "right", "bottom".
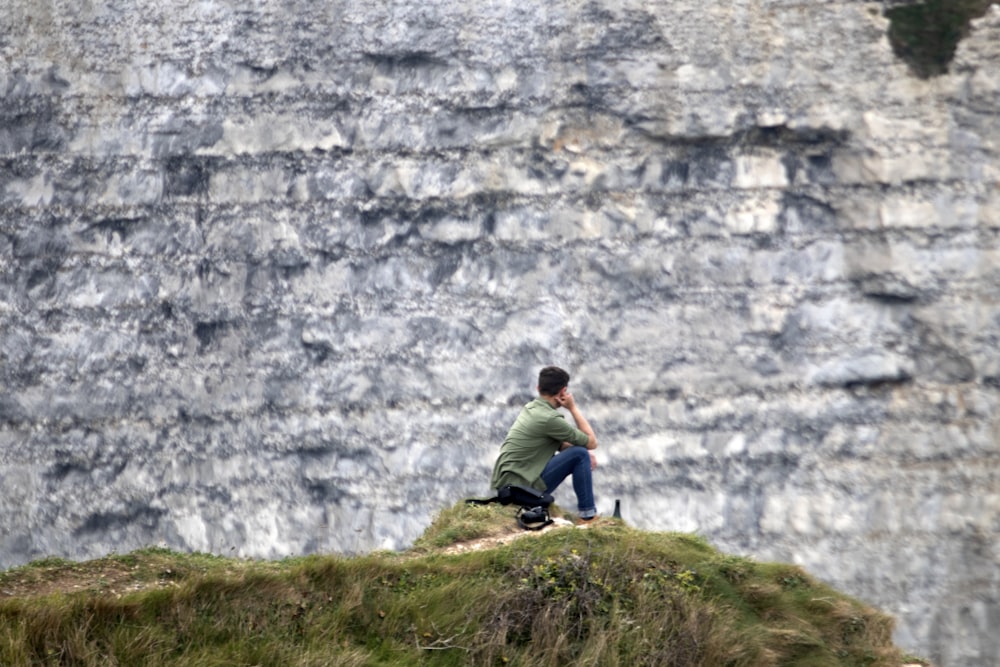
[{"left": 539, "top": 447, "right": 596, "bottom": 519}]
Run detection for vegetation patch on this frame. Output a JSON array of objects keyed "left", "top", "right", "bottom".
[
  {"left": 0, "top": 503, "right": 912, "bottom": 666},
  {"left": 885, "top": 0, "right": 998, "bottom": 78}
]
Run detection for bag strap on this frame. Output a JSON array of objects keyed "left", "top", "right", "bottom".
[
  {"left": 465, "top": 485, "right": 531, "bottom": 507},
  {"left": 465, "top": 496, "right": 500, "bottom": 506}
]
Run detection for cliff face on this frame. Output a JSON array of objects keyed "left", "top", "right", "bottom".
[{"left": 1, "top": 1, "right": 998, "bottom": 665}]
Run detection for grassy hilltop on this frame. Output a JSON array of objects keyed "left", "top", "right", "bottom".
[{"left": 0, "top": 503, "right": 921, "bottom": 666}]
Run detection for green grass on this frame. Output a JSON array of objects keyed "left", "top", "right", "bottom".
[{"left": 0, "top": 503, "right": 910, "bottom": 666}]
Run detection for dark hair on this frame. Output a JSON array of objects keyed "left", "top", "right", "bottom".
[{"left": 537, "top": 366, "right": 570, "bottom": 396}]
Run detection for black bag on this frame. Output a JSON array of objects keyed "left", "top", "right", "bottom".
[
  {"left": 467, "top": 484, "right": 554, "bottom": 508},
  {"left": 466, "top": 484, "right": 555, "bottom": 531},
  {"left": 495, "top": 484, "right": 554, "bottom": 508}
]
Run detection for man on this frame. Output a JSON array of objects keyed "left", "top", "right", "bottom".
[{"left": 490, "top": 366, "right": 600, "bottom": 521}]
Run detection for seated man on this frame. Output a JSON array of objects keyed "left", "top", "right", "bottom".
[{"left": 490, "top": 366, "right": 600, "bottom": 521}]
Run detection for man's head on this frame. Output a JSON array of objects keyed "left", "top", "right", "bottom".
[{"left": 537, "top": 366, "right": 570, "bottom": 397}]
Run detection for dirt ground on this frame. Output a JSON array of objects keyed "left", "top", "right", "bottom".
[{"left": 0, "top": 557, "right": 184, "bottom": 600}]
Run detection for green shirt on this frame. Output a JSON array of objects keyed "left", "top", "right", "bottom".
[{"left": 490, "top": 397, "right": 590, "bottom": 491}]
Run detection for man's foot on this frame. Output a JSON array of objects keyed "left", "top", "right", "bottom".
[{"left": 574, "top": 515, "right": 603, "bottom": 527}]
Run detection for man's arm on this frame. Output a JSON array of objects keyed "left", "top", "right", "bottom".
[{"left": 558, "top": 390, "right": 597, "bottom": 450}]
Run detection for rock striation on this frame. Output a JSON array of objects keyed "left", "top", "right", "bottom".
[{"left": 1, "top": 1, "right": 998, "bottom": 665}]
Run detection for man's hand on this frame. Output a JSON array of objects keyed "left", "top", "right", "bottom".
[
  {"left": 589, "top": 451, "right": 598, "bottom": 470},
  {"left": 557, "top": 388, "right": 597, "bottom": 450},
  {"left": 556, "top": 389, "right": 577, "bottom": 411}
]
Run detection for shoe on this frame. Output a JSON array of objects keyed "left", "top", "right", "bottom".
[{"left": 574, "top": 515, "right": 603, "bottom": 527}]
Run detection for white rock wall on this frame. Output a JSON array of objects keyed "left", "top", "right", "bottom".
[{"left": 1, "top": 1, "right": 998, "bottom": 664}]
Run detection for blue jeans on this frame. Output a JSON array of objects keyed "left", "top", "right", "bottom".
[{"left": 540, "top": 447, "right": 596, "bottom": 518}]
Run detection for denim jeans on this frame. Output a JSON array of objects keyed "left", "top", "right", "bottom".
[{"left": 540, "top": 446, "right": 596, "bottom": 518}]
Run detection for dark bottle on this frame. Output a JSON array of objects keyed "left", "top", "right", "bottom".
[{"left": 612, "top": 499, "right": 622, "bottom": 519}]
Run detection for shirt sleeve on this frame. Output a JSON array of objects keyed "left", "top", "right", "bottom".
[{"left": 544, "top": 413, "right": 590, "bottom": 447}]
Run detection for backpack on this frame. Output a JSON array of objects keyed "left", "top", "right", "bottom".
[{"left": 466, "top": 484, "right": 555, "bottom": 531}]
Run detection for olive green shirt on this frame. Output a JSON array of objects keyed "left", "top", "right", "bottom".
[{"left": 490, "top": 397, "right": 590, "bottom": 491}]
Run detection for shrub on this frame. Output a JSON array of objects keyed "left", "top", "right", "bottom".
[{"left": 886, "top": 0, "right": 998, "bottom": 77}]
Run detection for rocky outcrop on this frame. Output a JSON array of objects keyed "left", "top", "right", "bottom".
[{"left": 1, "top": 2, "right": 998, "bottom": 665}]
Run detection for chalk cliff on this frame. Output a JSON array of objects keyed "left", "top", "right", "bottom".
[{"left": 1, "top": 2, "right": 998, "bottom": 665}]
